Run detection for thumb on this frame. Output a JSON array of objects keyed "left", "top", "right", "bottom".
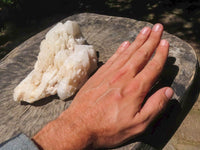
[{"left": 138, "top": 87, "right": 174, "bottom": 124}]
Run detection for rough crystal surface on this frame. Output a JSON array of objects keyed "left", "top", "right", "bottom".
[{"left": 13, "top": 21, "right": 97, "bottom": 103}]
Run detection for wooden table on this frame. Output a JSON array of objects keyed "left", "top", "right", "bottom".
[{"left": 0, "top": 13, "right": 199, "bottom": 149}]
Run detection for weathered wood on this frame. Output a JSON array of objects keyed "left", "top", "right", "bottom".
[{"left": 0, "top": 13, "right": 199, "bottom": 149}]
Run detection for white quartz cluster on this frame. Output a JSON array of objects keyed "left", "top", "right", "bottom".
[{"left": 14, "top": 21, "right": 97, "bottom": 103}]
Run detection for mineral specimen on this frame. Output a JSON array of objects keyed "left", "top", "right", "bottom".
[{"left": 14, "top": 21, "right": 97, "bottom": 103}]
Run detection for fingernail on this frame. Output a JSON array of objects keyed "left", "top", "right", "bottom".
[
  {"left": 165, "top": 88, "right": 174, "bottom": 99},
  {"left": 141, "top": 27, "right": 150, "bottom": 35},
  {"left": 152, "top": 23, "right": 163, "bottom": 32},
  {"left": 160, "top": 39, "right": 169, "bottom": 46},
  {"left": 121, "top": 41, "right": 130, "bottom": 48}
]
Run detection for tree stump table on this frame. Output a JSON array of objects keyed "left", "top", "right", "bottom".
[{"left": 0, "top": 13, "right": 199, "bottom": 149}]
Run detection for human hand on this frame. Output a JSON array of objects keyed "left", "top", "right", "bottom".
[{"left": 33, "top": 23, "right": 174, "bottom": 150}]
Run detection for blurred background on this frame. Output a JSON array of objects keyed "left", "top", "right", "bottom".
[
  {"left": 0, "top": 0, "right": 200, "bottom": 59},
  {"left": 0, "top": 0, "right": 200, "bottom": 149}
]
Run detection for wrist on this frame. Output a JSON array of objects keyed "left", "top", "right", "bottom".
[{"left": 33, "top": 110, "right": 94, "bottom": 150}]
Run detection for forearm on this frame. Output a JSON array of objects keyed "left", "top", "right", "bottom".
[{"left": 32, "top": 110, "right": 94, "bottom": 150}]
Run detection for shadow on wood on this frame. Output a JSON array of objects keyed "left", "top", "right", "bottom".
[{"left": 20, "top": 95, "right": 59, "bottom": 106}]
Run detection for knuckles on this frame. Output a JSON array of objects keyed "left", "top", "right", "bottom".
[
  {"left": 137, "top": 49, "right": 149, "bottom": 60},
  {"left": 105, "top": 88, "right": 124, "bottom": 101},
  {"left": 108, "top": 68, "right": 128, "bottom": 86},
  {"left": 123, "top": 79, "right": 145, "bottom": 97},
  {"left": 147, "top": 59, "right": 162, "bottom": 72}
]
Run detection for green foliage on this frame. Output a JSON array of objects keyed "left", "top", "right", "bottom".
[
  {"left": 106, "top": 0, "right": 133, "bottom": 11},
  {"left": 2, "top": 0, "right": 14, "bottom": 5}
]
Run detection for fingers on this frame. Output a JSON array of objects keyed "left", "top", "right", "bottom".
[
  {"left": 139, "top": 24, "right": 164, "bottom": 55},
  {"left": 123, "top": 38, "right": 169, "bottom": 102},
  {"left": 107, "top": 41, "right": 130, "bottom": 65},
  {"left": 108, "top": 26, "right": 151, "bottom": 71},
  {"left": 85, "top": 26, "right": 152, "bottom": 90},
  {"left": 98, "top": 41, "right": 130, "bottom": 73},
  {"left": 135, "top": 87, "right": 173, "bottom": 125},
  {"left": 135, "top": 39, "right": 169, "bottom": 93},
  {"left": 122, "top": 24, "right": 164, "bottom": 77},
  {"left": 82, "top": 24, "right": 167, "bottom": 95},
  {"left": 94, "top": 24, "right": 163, "bottom": 79}
]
